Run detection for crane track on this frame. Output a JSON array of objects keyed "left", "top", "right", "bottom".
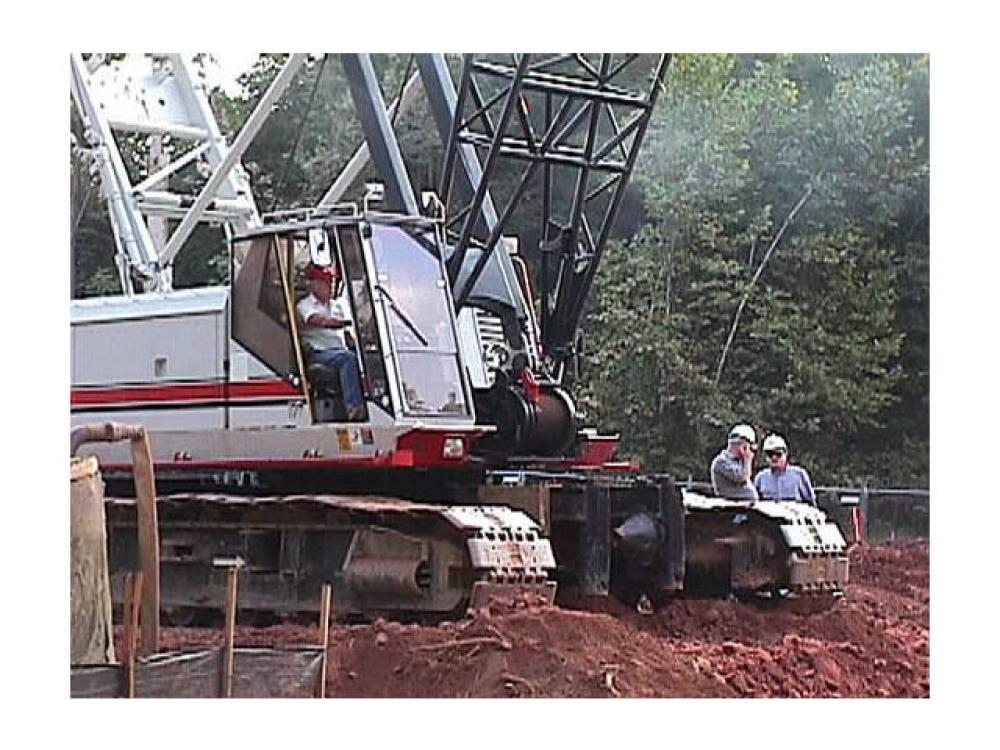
[
  {"left": 104, "top": 493, "right": 556, "bottom": 621},
  {"left": 682, "top": 493, "right": 850, "bottom": 599}
]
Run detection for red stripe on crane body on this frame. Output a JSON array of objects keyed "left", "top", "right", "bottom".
[{"left": 71, "top": 380, "right": 301, "bottom": 408}]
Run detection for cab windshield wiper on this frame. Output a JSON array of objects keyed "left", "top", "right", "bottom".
[{"left": 375, "top": 284, "right": 429, "bottom": 346}]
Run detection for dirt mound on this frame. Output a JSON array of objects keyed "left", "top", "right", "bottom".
[
  {"left": 150, "top": 598, "right": 730, "bottom": 698},
  {"left": 850, "top": 538, "right": 929, "bottom": 599},
  {"left": 129, "top": 539, "right": 929, "bottom": 698}
]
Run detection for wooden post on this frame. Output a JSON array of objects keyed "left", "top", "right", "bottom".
[
  {"left": 222, "top": 564, "right": 240, "bottom": 698},
  {"left": 318, "top": 584, "right": 333, "bottom": 698},
  {"left": 123, "top": 571, "right": 144, "bottom": 699},
  {"left": 859, "top": 485, "right": 870, "bottom": 544},
  {"left": 130, "top": 432, "right": 160, "bottom": 656}
]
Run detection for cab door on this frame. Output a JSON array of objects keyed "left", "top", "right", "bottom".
[{"left": 230, "top": 233, "right": 302, "bottom": 385}]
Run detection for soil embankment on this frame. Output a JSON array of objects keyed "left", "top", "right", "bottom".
[{"left": 130, "top": 539, "right": 929, "bottom": 698}]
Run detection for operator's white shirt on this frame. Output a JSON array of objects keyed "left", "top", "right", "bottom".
[{"left": 297, "top": 293, "right": 349, "bottom": 351}]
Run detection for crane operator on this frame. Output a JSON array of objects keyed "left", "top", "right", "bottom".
[{"left": 297, "top": 263, "right": 366, "bottom": 421}]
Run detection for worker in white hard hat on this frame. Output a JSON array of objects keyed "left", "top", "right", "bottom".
[
  {"left": 710, "top": 424, "right": 759, "bottom": 500},
  {"left": 753, "top": 433, "right": 816, "bottom": 505}
]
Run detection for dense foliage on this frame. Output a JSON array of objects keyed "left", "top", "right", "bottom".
[
  {"left": 579, "top": 54, "right": 928, "bottom": 485},
  {"left": 70, "top": 54, "right": 929, "bottom": 487}
]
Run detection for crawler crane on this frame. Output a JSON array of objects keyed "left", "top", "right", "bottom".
[{"left": 70, "top": 53, "right": 848, "bottom": 620}]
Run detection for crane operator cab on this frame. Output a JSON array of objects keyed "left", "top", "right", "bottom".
[{"left": 229, "top": 211, "right": 477, "bottom": 435}]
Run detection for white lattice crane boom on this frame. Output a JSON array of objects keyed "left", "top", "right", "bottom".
[{"left": 70, "top": 53, "right": 306, "bottom": 293}]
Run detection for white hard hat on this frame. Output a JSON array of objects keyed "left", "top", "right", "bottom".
[
  {"left": 728, "top": 424, "right": 756, "bottom": 445},
  {"left": 762, "top": 434, "right": 788, "bottom": 452}
]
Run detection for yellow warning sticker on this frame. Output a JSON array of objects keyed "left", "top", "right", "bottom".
[{"left": 336, "top": 429, "right": 352, "bottom": 452}]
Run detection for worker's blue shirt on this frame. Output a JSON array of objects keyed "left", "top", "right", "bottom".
[{"left": 753, "top": 465, "right": 816, "bottom": 504}]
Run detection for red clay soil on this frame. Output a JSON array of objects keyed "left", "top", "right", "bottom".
[{"left": 133, "top": 539, "right": 929, "bottom": 698}]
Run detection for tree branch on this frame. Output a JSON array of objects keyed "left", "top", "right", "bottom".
[
  {"left": 713, "top": 182, "right": 816, "bottom": 386},
  {"left": 413, "top": 636, "right": 512, "bottom": 652}
]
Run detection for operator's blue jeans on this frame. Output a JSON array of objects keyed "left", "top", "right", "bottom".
[{"left": 311, "top": 348, "right": 364, "bottom": 411}]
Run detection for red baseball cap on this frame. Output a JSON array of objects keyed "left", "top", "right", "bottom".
[{"left": 306, "top": 264, "right": 337, "bottom": 282}]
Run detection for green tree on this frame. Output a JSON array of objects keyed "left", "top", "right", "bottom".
[{"left": 579, "top": 54, "right": 929, "bottom": 486}]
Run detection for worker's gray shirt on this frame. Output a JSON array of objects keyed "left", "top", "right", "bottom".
[
  {"left": 711, "top": 449, "right": 759, "bottom": 500},
  {"left": 753, "top": 466, "right": 816, "bottom": 504}
]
